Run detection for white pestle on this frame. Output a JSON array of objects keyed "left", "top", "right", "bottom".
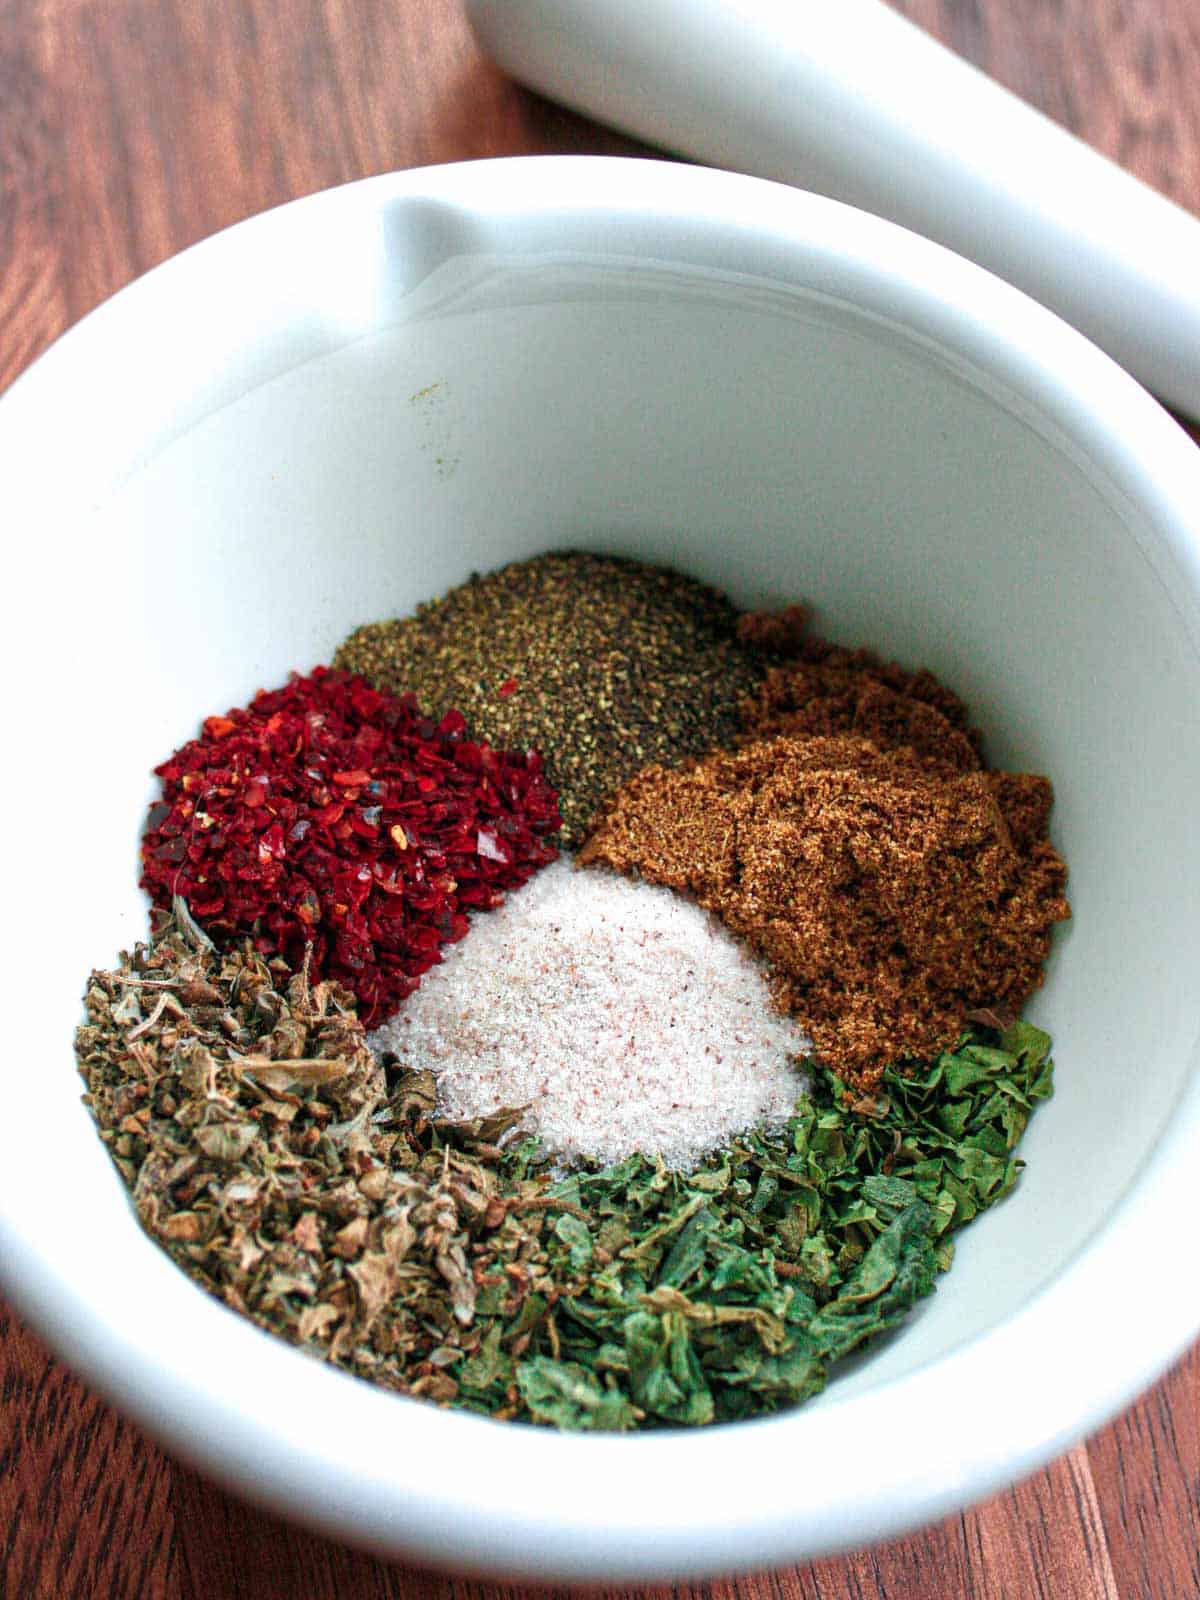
[{"left": 466, "top": 0, "right": 1200, "bottom": 421}]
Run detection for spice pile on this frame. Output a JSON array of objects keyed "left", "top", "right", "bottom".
[
  {"left": 335, "top": 552, "right": 764, "bottom": 844},
  {"left": 140, "top": 667, "right": 560, "bottom": 1026},
  {"left": 370, "top": 858, "right": 810, "bottom": 1170},
  {"left": 78, "top": 904, "right": 1054, "bottom": 1428},
  {"left": 581, "top": 633, "right": 1070, "bottom": 1089},
  {"left": 76, "top": 548, "right": 1071, "bottom": 1432}
]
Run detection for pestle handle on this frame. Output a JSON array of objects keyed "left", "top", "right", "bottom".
[{"left": 466, "top": 0, "right": 1200, "bottom": 419}]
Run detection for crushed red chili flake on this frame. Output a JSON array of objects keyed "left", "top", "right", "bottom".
[{"left": 139, "top": 667, "right": 561, "bottom": 1027}]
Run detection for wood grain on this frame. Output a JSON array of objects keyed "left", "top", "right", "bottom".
[
  {"left": 0, "top": 2, "right": 66, "bottom": 395},
  {"left": 1085, "top": 1343, "right": 1200, "bottom": 1600},
  {"left": 2, "top": 1, "right": 1198, "bottom": 1596},
  {"left": 0, "top": 1303, "right": 178, "bottom": 1599},
  {"left": 892, "top": 0, "right": 1200, "bottom": 205}
]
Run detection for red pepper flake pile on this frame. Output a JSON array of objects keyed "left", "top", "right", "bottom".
[{"left": 140, "top": 667, "right": 561, "bottom": 1026}]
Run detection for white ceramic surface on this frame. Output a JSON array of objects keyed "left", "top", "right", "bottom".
[
  {"left": 2, "top": 157, "right": 1199, "bottom": 1582},
  {"left": 467, "top": 0, "right": 1200, "bottom": 422}
]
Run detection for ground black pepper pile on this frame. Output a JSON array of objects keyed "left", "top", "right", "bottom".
[{"left": 334, "top": 552, "right": 766, "bottom": 843}]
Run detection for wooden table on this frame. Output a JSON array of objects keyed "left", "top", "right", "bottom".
[{"left": 2, "top": 2, "right": 1197, "bottom": 1595}]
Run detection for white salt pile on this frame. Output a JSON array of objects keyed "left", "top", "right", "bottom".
[{"left": 369, "top": 857, "right": 810, "bottom": 1169}]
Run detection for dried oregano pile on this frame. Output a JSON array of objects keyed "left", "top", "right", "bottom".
[
  {"left": 79, "top": 902, "right": 1053, "bottom": 1428},
  {"left": 77, "top": 550, "right": 1070, "bottom": 1430}
]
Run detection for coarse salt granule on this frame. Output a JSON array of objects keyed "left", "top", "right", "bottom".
[{"left": 368, "top": 857, "right": 810, "bottom": 1169}]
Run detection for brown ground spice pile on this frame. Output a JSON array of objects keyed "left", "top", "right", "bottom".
[{"left": 579, "top": 626, "right": 1070, "bottom": 1091}]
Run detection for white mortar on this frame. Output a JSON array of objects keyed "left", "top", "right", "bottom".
[{"left": 2, "top": 158, "right": 1198, "bottom": 1582}]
